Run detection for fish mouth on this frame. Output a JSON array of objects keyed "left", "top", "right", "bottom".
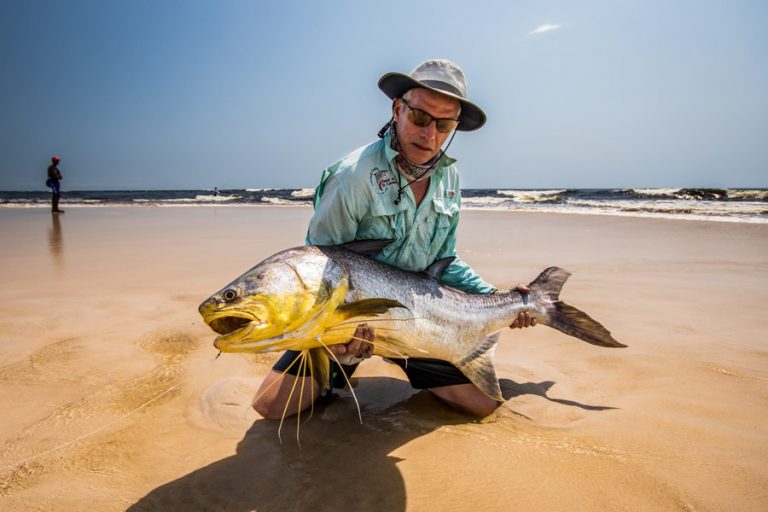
[
  {"left": 206, "top": 313, "right": 264, "bottom": 350},
  {"left": 208, "top": 315, "right": 252, "bottom": 336},
  {"left": 199, "top": 296, "right": 271, "bottom": 341},
  {"left": 199, "top": 297, "right": 280, "bottom": 351},
  {"left": 202, "top": 308, "right": 265, "bottom": 342}
]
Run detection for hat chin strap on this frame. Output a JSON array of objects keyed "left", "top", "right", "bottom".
[{"left": 377, "top": 118, "right": 393, "bottom": 139}]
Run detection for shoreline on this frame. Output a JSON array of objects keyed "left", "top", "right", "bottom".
[
  {"left": 3, "top": 186, "right": 766, "bottom": 225},
  {"left": 2, "top": 202, "right": 766, "bottom": 224}
]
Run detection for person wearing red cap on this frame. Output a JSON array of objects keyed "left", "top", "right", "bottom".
[{"left": 46, "top": 156, "right": 64, "bottom": 213}]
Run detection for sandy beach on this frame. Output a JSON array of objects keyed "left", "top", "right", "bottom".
[{"left": 0, "top": 206, "right": 766, "bottom": 511}]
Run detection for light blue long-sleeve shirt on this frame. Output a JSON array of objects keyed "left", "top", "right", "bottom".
[{"left": 306, "top": 131, "right": 495, "bottom": 295}]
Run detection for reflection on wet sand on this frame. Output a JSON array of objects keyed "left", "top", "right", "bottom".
[{"left": 48, "top": 213, "right": 63, "bottom": 267}]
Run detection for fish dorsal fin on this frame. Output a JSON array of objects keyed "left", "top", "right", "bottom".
[
  {"left": 423, "top": 257, "right": 456, "bottom": 280},
  {"left": 456, "top": 333, "right": 502, "bottom": 401},
  {"left": 338, "top": 239, "right": 394, "bottom": 257}
]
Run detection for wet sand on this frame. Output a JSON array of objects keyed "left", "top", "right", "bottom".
[{"left": 0, "top": 206, "right": 766, "bottom": 511}]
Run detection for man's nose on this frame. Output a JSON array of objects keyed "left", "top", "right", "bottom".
[{"left": 419, "top": 121, "right": 437, "bottom": 140}]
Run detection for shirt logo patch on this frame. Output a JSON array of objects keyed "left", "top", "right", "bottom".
[
  {"left": 370, "top": 168, "right": 398, "bottom": 195},
  {"left": 447, "top": 190, "right": 456, "bottom": 198}
]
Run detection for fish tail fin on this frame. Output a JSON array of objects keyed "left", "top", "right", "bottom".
[{"left": 530, "top": 267, "right": 626, "bottom": 348}]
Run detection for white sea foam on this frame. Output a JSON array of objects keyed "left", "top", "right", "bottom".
[
  {"left": 462, "top": 201, "right": 767, "bottom": 223},
  {"left": 134, "top": 195, "right": 240, "bottom": 204},
  {"left": 291, "top": 188, "right": 315, "bottom": 198},
  {"left": 461, "top": 196, "right": 510, "bottom": 207},
  {"left": 727, "top": 189, "right": 768, "bottom": 201},
  {"left": 260, "top": 196, "right": 294, "bottom": 205},
  {"left": 495, "top": 189, "right": 565, "bottom": 202},
  {"left": 632, "top": 188, "right": 681, "bottom": 197},
  {"left": 565, "top": 198, "right": 768, "bottom": 221},
  {"left": 195, "top": 194, "right": 240, "bottom": 201}
]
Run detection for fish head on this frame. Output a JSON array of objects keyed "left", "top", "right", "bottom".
[{"left": 199, "top": 248, "right": 348, "bottom": 353}]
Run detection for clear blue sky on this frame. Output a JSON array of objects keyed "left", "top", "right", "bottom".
[{"left": 1, "top": 0, "right": 766, "bottom": 190}]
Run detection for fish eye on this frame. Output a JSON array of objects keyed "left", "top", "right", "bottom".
[{"left": 221, "top": 288, "right": 238, "bottom": 302}]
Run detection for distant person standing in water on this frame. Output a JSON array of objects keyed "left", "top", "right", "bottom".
[{"left": 46, "top": 156, "right": 64, "bottom": 214}]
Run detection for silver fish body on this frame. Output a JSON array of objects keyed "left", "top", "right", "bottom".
[{"left": 199, "top": 242, "right": 624, "bottom": 400}]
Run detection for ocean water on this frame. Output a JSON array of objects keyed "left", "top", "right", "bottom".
[{"left": 1, "top": 188, "right": 766, "bottom": 223}]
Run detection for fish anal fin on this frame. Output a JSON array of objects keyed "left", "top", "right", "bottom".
[
  {"left": 457, "top": 333, "right": 502, "bottom": 401},
  {"left": 458, "top": 349, "right": 502, "bottom": 401},
  {"left": 458, "top": 332, "right": 499, "bottom": 367}
]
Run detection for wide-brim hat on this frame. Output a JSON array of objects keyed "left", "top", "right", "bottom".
[{"left": 378, "top": 59, "right": 486, "bottom": 131}]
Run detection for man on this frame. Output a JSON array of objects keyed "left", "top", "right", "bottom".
[
  {"left": 46, "top": 156, "right": 64, "bottom": 214},
  {"left": 253, "top": 59, "right": 533, "bottom": 419}
]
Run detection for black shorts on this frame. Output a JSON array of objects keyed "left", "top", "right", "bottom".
[{"left": 272, "top": 350, "right": 471, "bottom": 390}]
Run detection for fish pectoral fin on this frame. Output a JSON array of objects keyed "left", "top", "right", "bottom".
[
  {"left": 334, "top": 298, "right": 409, "bottom": 321},
  {"left": 456, "top": 333, "right": 502, "bottom": 401}
]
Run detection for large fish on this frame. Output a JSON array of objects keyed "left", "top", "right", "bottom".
[{"left": 198, "top": 241, "right": 624, "bottom": 401}]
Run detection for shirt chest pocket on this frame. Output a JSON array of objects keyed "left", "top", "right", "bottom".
[
  {"left": 361, "top": 197, "right": 409, "bottom": 239},
  {"left": 428, "top": 196, "right": 459, "bottom": 251}
]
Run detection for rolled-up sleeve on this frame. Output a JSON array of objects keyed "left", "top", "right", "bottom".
[{"left": 436, "top": 210, "right": 496, "bottom": 295}]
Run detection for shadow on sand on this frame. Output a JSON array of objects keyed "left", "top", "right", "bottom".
[
  {"left": 500, "top": 378, "right": 618, "bottom": 412},
  {"left": 129, "top": 376, "right": 616, "bottom": 511}
]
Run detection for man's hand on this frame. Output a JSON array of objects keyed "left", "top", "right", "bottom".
[
  {"left": 510, "top": 284, "right": 537, "bottom": 329},
  {"left": 329, "top": 323, "right": 374, "bottom": 364}
]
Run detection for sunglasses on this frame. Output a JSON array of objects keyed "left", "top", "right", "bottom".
[{"left": 400, "top": 97, "right": 460, "bottom": 133}]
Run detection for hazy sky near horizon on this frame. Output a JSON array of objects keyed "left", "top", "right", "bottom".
[{"left": 1, "top": 0, "right": 766, "bottom": 190}]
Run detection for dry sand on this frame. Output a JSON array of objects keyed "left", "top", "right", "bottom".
[{"left": 0, "top": 206, "right": 766, "bottom": 511}]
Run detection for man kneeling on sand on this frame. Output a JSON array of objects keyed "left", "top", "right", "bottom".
[{"left": 253, "top": 59, "right": 535, "bottom": 419}]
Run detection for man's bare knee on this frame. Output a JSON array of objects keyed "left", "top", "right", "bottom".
[
  {"left": 252, "top": 394, "right": 284, "bottom": 420},
  {"left": 252, "top": 370, "right": 319, "bottom": 420},
  {"left": 430, "top": 383, "right": 501, "bottom": 417}
]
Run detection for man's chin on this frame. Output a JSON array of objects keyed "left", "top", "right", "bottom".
[{"left": 404, "top": 146, "right": 437, "bottom": 165}]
